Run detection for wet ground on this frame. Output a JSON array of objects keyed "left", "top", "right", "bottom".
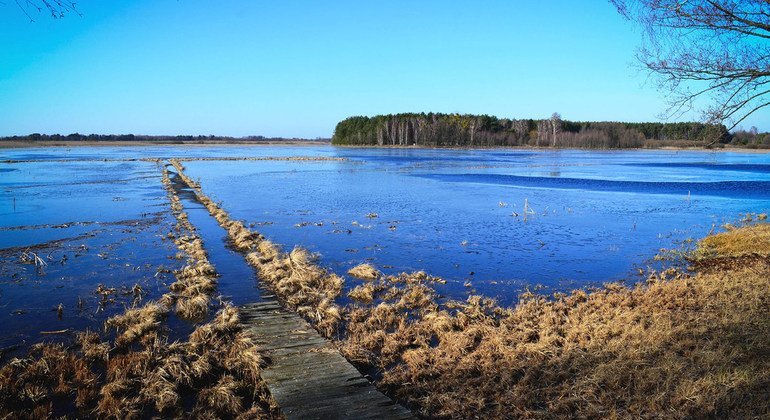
[
  {"left": 2, "top": 145, "right": 769, "bottom": 353},
  {"left": 0, "top": 159, "right": 179, "bottom": 354},
  {"left": 181, "top": 147, "right": 770, "bottom": 303}
]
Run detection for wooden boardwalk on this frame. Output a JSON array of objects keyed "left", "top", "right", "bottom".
[{"left": 239, "top": 297, "right": 414, "bottom": 420}]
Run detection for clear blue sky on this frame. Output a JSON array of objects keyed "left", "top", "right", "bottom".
[{"left": 1, "top": 1, "right": 767, "bottom": 137}]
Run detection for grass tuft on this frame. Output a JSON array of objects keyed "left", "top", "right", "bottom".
[{"left": 347, "top": 263, "right": 381, "bottom": 280}]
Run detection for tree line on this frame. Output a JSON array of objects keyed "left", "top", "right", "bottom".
[
  {"left": 0, "top": 134, "right": 328, "bottom": 143},
  {"left": 330, "top": 113, "right": 761, "bottom": 149}
]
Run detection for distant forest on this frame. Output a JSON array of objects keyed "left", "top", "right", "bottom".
[
  {"left": 332, "top": 113, "right": 770, "bottom": 149},
  {"left": 0, "top": 134, "right": 329, "bottom": 143}
]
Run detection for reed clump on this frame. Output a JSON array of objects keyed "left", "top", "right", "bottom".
[
  {"left": 259, "top": 246, "right": 344, "bottom": 336},
  {"left": 106, "top": 303, "right": 168, "bottom": 348},
  {"left": 170, "top": 159, "right": 344, "bottom": 338},
  {"left": 0, "top": 305, "right": 278, "bottom": 418},
  {"left": 347, "top": 263, "right": 381, "bottom": 280},
  {"left": 0, "top": 164, "right": 279, "bottom": 418},
  {"left": 694, "top": 222, "right": 770, "bottom": 259},
  {"left": 340, "top": 225, "right": 770, "bottom": 418}
]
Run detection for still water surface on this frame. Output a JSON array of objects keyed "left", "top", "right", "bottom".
[{"left": 2, "top": 145, "right": 769, "bottom": 323}]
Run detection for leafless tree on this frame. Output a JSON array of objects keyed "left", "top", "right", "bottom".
[
  {"left": 550, "top": 112, "right": 561, "bottom": 147},
  {"left": 612, "top": 0, "right": 770, "bottom": 131},
  {"left": 6, "top": 0, "right": 79, "bottom": 21}
]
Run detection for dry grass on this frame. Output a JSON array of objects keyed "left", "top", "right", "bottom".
[
  {"left": 695, "top": 222, "right": 770, "bottom": 259},
  {"left": 347, "top": 282, "right": 385, "bottom": 303},
  {"left": 338, "top": 225, "right": 770, "bottom": 418},
  {"left": 2, "top": 279, "right": 277, "bottom": 418},
  {"left": 106, "top": 303, "right": 168, "bottom": 348},
  {"left": 348, "top": 263, "right": 381, "bottom": 280},
  {"left": 0, "top": 305, "right": 279, "bottom": 418},
  {"left": 170, "top": 159, "right": 344, "bottom": 338},
  {"left": 0, "top": 164, "right": 280, "bottom": 419}
]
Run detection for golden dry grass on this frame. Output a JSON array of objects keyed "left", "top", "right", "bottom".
[
  {"left": 347, "top": 263, "right": 381, "bottom": 280},
  {"left": 106, "top": 303, "right": 168, "bottom": 348},
  {"left": 339, "top": 225, "right": 770, "bottom": 418},
  {"left": 695, "top": 222, "right": 770, "bottom": 259},
  {"left": 170, "top": 159, "right": 344, "bottom": 338},
  {"left": 1, "top": 293, "right": 276, "bottom": 415},
  {"left": 0, "top": 305, "right": 278, "bottom": 418},
  {"left": 0, "top": 165, "right": 280, "bottom": 419}
]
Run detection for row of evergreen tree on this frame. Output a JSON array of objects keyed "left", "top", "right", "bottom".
[{"left": 332, "top": 113, "right": 737, "bottom": 148}]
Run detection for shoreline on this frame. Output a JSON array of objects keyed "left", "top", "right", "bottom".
[
  {"left": 2, "top": 139, "right": 769, "bottom": 153},
  {"left": 0, "top": 139, "right": 329, "bottom": 149}
]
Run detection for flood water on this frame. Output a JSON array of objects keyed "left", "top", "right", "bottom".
[
  {"left": 181, "top": 147, "right": 770, "bottom": 303},
  {"left": 2, "top": 145, "right": 769, "bottom": 349}
]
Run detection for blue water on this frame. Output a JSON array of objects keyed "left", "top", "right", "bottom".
[
  {"left": 0, "top": 157, "right": 180, "bottom": 351},
  {"left": 177, "top": 147, "right": 770, "bottom": 304},
  {"left": 2, "top": 146, "right": 769, "bottom": 312}
]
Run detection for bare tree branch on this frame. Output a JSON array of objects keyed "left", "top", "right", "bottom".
[
  {"left": 9, "top": 0, "right": 79, "bottom": 21},
  {"left": 612, "top": 0, "right": 770, "bottom": 131}
]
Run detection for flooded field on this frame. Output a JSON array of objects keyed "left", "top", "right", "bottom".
[
  {"left": 180, "top": 147, "right": 770, "bottom": 302},
  {"left": 2, "top": 146, "right": 769, "bottom": 351}
]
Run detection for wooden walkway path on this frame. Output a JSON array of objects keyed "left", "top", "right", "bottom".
[{"left": 239, "top": 297, "right": 414, "bottom": 420}]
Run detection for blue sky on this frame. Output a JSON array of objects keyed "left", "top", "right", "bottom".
[{"left": 1, "top": 1, "right": 767, "bottom": 137}]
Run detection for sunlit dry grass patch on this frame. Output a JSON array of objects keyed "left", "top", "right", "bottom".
[
  {"left": 695, "top": 220, "right": 770, "bottom": 259},
  {"left": 340, "top": 225, "right": 770, "bottom": 418},
  {"left": 347, "top": 263, "right": 381, "bottom": 280}
]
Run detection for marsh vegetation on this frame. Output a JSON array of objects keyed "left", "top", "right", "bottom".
[
  {"left": 169, "top": 159, "right": 770, "bottom": 418},
  {"left": 1, "top": 147, "right": 769, "bottom": 418},
  {"left": 0, "top": 161, "right": 278, "bottom": 418}
]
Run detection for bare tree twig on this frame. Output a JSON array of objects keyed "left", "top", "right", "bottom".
[
  {"left": 612, "top": 0, "right": 770, "bottom": 133},
  {"left": 8, "top": 0, "right": 80, "bottom": 21}
]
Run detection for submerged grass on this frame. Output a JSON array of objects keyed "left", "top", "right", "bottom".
[
  {"left": 170, "top": 159, "right": 344, "bottom": 338},
  {"left": 139, "top": 161, "right": 770, "bottom": 418},
  {"left": 0, "top": 163, "right": 279, "bottom": 418}
]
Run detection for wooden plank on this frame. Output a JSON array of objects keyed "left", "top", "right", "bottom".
[{"left": 239, "top": 299, "right": 414, "bottom": 420}]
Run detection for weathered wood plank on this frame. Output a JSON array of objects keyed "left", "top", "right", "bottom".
[{"left": 239, "top": 299, "right": 413, "bottom": 420}]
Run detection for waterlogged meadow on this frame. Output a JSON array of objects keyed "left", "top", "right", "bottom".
[
  {"left": 3, "top": 146, "right": 770, "bottom": 322},
  {"left": 180, "top": 147, "right": 770, "bottom": 303},
  {"left": 0, "top": 158, "right": 180, "bottom": 352},
  {"left": 2, "top": 145, "right": 770, "bottom": 417}
]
